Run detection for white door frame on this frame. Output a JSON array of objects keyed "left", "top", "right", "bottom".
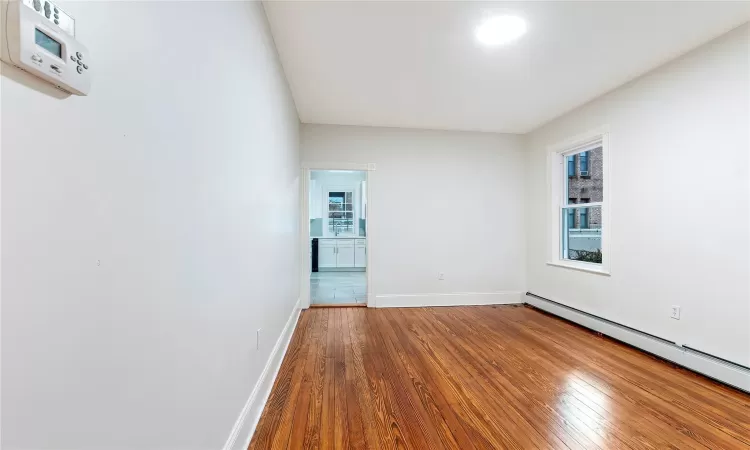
[{"left": 300, "top": 162, "right": 375, "bottom": 309}]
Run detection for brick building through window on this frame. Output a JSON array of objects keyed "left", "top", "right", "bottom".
[{"left": 566, "top": 147, "right": 603, "bottom": 229}]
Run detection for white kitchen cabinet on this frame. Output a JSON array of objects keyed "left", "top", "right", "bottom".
[
  {"left": 315, "top": 238, "right": 366, "bottom": 269},
  {"left": 336, "top": 239, "right": 355, "bottom": 267},
  {"left": 318, "top": 239, "right": 337, "bottom": 268},
  {"left": 355, "top": 240, "right": 366, "bottom": 268}
]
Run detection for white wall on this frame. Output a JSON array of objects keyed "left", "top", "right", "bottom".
[
  {"left": 1, "top": 2, "right": 300, "bottom": 449},
  {"left": 302, "top": 124, "right": 526, "bottom": 305},
  {"left": 524, "top": 24, "right": 750, "bottom": 366}
]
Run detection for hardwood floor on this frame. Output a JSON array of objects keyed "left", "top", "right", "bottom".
[{"left": 249, "top": 305, "right": 750, "bottom": 449}]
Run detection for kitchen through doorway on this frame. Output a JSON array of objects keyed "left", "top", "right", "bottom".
[{"left": 309, "top": 169, "right": 367, "bottom": 306}]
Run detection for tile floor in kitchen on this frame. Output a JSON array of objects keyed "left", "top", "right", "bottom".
[{"left": 310, "top": 271, "right": 367, "bottom": 305}]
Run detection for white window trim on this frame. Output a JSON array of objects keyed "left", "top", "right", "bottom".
[{"left": 547, "top": 126, "right": 611, "bottom": 276}]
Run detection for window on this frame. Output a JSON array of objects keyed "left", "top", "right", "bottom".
[
  {"left": 549, "top": 129, "right": 609, "bottom": 274},
  {"left": 328, "top": 191, "right": 354, "bottom": 233},
  {"left": 579, "top": 208, "right": 589, "bottom": 229},
  {"left": 579, "top": 151, "right": 590, "bottom": 176}
]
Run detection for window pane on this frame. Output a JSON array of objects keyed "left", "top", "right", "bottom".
[
  {"left": 566, "top": 146, "right": 603, "bottom": 204},
  {"left": 580, "top": 151, "right": 589, "bottom": 173},
  {"left": 345, "top": 192, "right": 353, "bottom": 203},
  {"left": 562, "top": 206, "right": 602, "bottom": 264},
  {"left": 344, "top": 203, "right": 352, "bottom": 211},
  {"left": 567, "top": 156, "right": 575, "bottom": 177},
  {"left": 328, "top": 192, "right": 345, "bottom": 209}
]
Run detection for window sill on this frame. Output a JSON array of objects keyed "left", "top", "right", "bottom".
[{"left": 546, "top": 260, "right": 611, "bottom": 276}]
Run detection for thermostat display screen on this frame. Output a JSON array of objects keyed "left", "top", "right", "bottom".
[{"left": 35, "top": 29, "right": 61, "bottom": 58}]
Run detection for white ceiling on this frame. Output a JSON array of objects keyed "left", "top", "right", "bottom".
[{"left": 264, "top": 1, "right": 750, "bottom": 134}]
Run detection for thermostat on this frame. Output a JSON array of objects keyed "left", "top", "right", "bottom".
[{"left": 1, "top": 0, "right": 91, "bottom": 95}]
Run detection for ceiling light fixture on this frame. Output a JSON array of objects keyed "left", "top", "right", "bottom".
[{"left": 475, "top": 15, "right": 527, "bottom": 46}]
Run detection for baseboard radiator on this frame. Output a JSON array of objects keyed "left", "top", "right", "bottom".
[{"left": 524, "top": 292, "right": 750, "bottom": 394}]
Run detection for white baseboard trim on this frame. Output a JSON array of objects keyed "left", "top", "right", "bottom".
[
  {"left": 525, "top": 293, "right": 750, "bottom": 394},
  {"left": 375, "top": 291, "right": 522, "bottom": 308},
  {"left": 222, "top": 298, "right": 302, "bottom": 450}
]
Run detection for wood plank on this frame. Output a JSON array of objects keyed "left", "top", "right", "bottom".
[
  {"left": 459, "top": 306, "right": 696, "bottom": 449},
  {"left": 372, "top": 309, "right": 464, "bottom": 449},
  {"left": 345, "top": 308, "right": 383, "bottom": 449},
  {"left": 249, "top": 306, "right": 750, "bottom": 450},
  {"left": 298, "top": 309, "right": 330, "bottom": 449},
  {"left": 342, "top": 307, "right": 368, "bottom": 449},
  {"left": 249, "top": 311, "right": 313, "bottom": 449},
  {"left": 332, "top": 308, "right": 350, "bottom": 449},
  {"left": 270, "top": 310, "right": 319, "bottom": 450},
  {"left": 288, "top": 309, "right": 323, "bottom": 450},
  {"left": 364, "top": 310, "right": 446, "bottom": 448},
  {"left": 412, "top": 307, "right": 576, "bottom": 450},
  {"left": 483, "top": 306, "right": 748, "bottom": 449},
  {"left": 320, "top": 309, "right": 336, "bottom": 448},
  {"left": 444, "top": 306, "right": 640, "bottom": 449},
  {"left": 360, "top": 308, "right": 417, "bottom": 449}
]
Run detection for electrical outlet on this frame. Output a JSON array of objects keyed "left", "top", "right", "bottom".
[
  {"left": 438, "top": 272, "right": 445, "bottom": 280},
  {"left": 256, "top": 328, "right": 262, "bottom": 350},
  {"left": 670, "top": 305, "right": 680, "bottom": 320}
]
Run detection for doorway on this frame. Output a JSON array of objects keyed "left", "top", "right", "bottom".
[{"left": 305, "top": 169, "right": 368, "bottom": 307}]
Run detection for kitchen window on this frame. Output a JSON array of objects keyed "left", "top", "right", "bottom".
[{"left": 328, "top": 191, "right": 354, "bottom": 233}]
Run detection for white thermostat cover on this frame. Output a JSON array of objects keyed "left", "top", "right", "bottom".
[{"left": 1, "top": 0, "right": 90, "bottom": 95}]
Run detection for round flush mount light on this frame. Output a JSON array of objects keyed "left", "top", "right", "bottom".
[{"left": 475, "top": 15, "right": 527, "bottom": 46}]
